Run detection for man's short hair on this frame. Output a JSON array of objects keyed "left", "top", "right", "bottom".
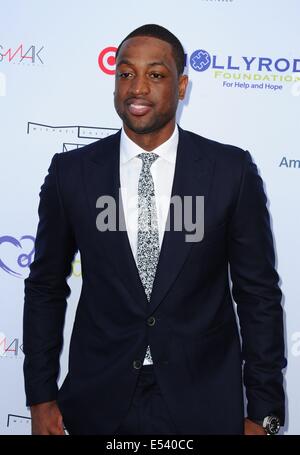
[{"left": 116, "top": 24, "right": 185, "bottom": 75}]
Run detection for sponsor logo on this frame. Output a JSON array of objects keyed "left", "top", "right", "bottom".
[
  {"left": 190, "top": 50, "right": 300, "bottom": 92},
  {"left": 0, "top": 235, "right": 81, "bottom": 278},
  {"left": 27, "top": 122, "right": 118, "bottom": 152},
  {"left": 0, "top": 44, "right": 44, "bottom": 65},
  {"left": 6, "top": 413, "right": 68, "bottom": 434},
  {"left": 190, "top": 50, "right": 211, "bottom": 72},
  {"left": 190, "top": 52, "right": 300, "bottom": 75},
  {"left": 98, "top": 46, "right": 117, "bottom": 75},
  {"left": 279, "top": 157, "right": 300, "bottom": 169},
  {"left": 7, "top": 414, "right": 31, "bottom": 431},
  {"left": 0, "top": 235, "right": 35, "bottom": 278},
  {"left": 0, "top": 333, "right": 23, "bottom": 358}
]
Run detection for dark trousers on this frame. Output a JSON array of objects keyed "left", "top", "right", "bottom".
[{"left": 115, "top": 365, "right": 178, "bottom": 435}]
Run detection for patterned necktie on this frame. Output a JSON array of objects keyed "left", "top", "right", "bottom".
[{"left": 137, "top": 152, "right": 160, "bottom": 365}]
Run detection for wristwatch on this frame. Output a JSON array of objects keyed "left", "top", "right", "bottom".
[{"left": 253, "top": 415, "right": 281, "bottom": 435}]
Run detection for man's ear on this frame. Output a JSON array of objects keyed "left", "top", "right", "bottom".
[{"left": 178, "top": 75, "right": 188, "bottom": 100}]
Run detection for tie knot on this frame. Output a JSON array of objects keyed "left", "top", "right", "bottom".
[{"left": 137, "top": 152, "right": 159, "bottom": 168}]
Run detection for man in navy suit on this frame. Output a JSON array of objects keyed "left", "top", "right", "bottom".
[{"left": 23, "top": 24, "right": 286, "bottom": 435}]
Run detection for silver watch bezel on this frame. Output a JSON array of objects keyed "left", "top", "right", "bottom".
[{"left": 262, "top": 415, "right": 281, "bottom": 435}]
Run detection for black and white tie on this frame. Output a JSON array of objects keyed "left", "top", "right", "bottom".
[{"left": 137, "top": 152, "right": 160, "bottom": 365}]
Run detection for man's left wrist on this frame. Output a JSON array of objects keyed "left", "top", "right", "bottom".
[{"left": 249, "top": 415, "right": 281, "bottom": 435}]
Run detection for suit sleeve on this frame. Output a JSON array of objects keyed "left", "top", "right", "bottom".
[
  {"left": 228, "top": 150, "right": 286, "bottom": 424},
  {"left": 23, "top": 153, "right": 77, "bottom": 406}
]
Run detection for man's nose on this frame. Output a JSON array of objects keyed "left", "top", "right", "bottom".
[{"left": 129, "top": 75, "right": 150, "bottom": 95}]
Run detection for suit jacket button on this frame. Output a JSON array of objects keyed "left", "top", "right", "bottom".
[
  {"left": 147, "top": 316, "right": 156, "bottom": 326},
  {"left": 133, "top": 360, "right": 142, "bottom": 369}
]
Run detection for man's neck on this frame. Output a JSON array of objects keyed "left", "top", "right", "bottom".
[{"left": 123, "top": 121, "right": 176, "bottom": 151}]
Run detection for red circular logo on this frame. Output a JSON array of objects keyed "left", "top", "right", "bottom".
[{"left": 98, "top": 46, "right": 117, "bottom": 75}]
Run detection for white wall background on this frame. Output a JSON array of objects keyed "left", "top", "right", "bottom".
[{"left": 0, "top": 0, "right": 299, "bottom": 435}]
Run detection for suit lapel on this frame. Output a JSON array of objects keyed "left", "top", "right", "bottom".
[
  {"left": 84, "top": 131, "right": 149, "bottom": 310},
  {"left": 148, "top": 127, "right": 215, "bottom": 315},
  {"left": 84, "top": 127, "right": 215, "bottom": 314}
]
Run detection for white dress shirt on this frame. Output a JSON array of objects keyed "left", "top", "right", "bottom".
[
  {"left": 120, "top": 125, "right": 179, "bottom": 262},
  {"left": 119, "top": 125, "right": 179, "bottom": 365}
]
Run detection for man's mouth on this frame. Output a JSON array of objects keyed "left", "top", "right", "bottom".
[{"left": 126, "top": 99, "right": 153, "bottom": 116}]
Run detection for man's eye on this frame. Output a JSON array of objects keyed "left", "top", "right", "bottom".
[
  {"left": 150, "top": 73, "right": 163, "bottom": 79},
  {"left": 119, "top": 72, "right": 133, "bottom": 79}
]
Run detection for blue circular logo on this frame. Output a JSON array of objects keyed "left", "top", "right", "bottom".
[{"left": 190, "top": 49, "right": 211, "bottom": 72}]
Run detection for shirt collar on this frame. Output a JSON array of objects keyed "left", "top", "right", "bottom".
[{"left": 120, "top": 124, "right": 179, "bottom": 165}]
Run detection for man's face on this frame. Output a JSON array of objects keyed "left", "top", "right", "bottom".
[{"left": 114, "top": 36, "right": 188, "bottom": 135}]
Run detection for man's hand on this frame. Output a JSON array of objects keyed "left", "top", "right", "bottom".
[
  {"left": 244, "top": 418, "right": 267, "bottom": 435},
  {"left": 30, "top": 400, "right": 65, "bottom": 435}
]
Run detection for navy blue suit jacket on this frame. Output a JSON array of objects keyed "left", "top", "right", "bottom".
[{"left": 23, "top": 127, "right": 286, "bottom": 434}]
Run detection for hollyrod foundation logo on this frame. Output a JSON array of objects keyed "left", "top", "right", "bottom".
[
  {"left": 0, "top": 44, "right": 44, "bottom": 65},
  {"left": 190, "top": 49, "right": 300, "bottom": 91},
  {"left": 190, "top": 50, "right": 211, "bottom": 72}
]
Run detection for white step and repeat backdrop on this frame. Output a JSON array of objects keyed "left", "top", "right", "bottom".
[{"left": 0, "top": 0, "right": 299, "bottom": 435}]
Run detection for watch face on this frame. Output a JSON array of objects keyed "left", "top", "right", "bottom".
[{"left": 266, "top": 416, "right": 280, "bottom": 435}]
